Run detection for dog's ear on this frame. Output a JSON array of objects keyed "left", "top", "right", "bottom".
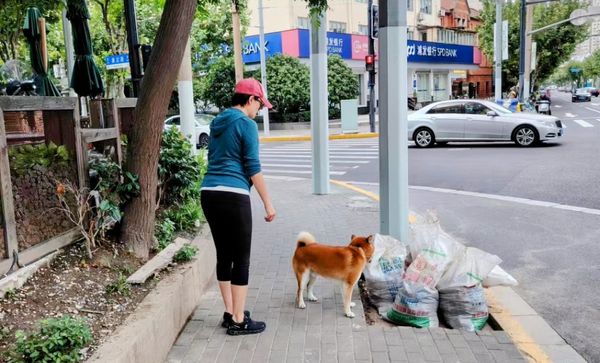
[
  {"left": 367, "top": 235, "right": 374, "bottom": 244},
  {"left": 351, "top": 234, "right": 356, "bottom": 241}
]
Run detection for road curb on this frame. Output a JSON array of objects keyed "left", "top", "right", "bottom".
[
  {"left": 260, "top": 132, "right": 378, "bottom": 143},
  {"left": 88, "top": 227, "right": 216, "bottom": 363},
  {"left": 328, "top": 179, "right": 586, "bottom": 363}
]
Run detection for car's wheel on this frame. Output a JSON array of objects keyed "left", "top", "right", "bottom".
[
  {"left": 198, "top": 133, "right": 209, "bottom": 149},
  {"left": 413, "top": 127, "right": 435, "bottom": 148},
  {"left": 513, "top": 125, "right": 538, "bottom": 147}
]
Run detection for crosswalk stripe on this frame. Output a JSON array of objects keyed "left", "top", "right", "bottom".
[
  {"left": 262, "top": 169, "right": 346, "bottom": 175},
  {"left": 585, "top": 107, "right": 600, "bottom": 114},
  {"left": 574, "top": 119, "right": 594, "bottom": 128},
  {"left": 260, "top": 154, "right": 377, "bottom": 159},
  {"left": 260, "top": 159, "right": 371, "bottom": 164},
  {"left": 261, "top": 151, "right": 379, "bottom": 155},
  {"left": 262, "top": 163, "right": 353, "bottom": 170},
  {"left": 565, "top": 113, "right": 576, "bottom": 118}
]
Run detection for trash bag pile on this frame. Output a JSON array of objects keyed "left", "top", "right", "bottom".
[{"left": 363, "top": 213, "right": 518, "bottom": 331}]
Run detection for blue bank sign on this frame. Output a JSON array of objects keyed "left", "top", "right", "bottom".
[
  {"left": 407, "top": 40, "right": 474, "bottom": 64},
  {"left": 242, "top": 33, "right": 283, "bottom": 64}
]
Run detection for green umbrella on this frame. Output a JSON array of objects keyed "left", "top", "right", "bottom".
[
  {"left": 66, "top": 0, "right": 104, "bottom": 97},
  {"left": 22, "top": 7, "right": 61, "bottom": 97}
]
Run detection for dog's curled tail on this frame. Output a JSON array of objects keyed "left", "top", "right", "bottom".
[{"left": 296, "top": 231, "right": 316, "bottom": 247}]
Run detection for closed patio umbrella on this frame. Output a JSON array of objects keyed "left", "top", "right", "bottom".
[
  {"left": 23, "top": 7, "right": 61, "bottom": 97},
  {"left": 66, "top": 0, "right": 104, "bottom": 97}
]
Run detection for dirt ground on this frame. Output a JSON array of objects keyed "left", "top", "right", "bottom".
[{"left": 0, "top": 242, "right": 170, "bottom": 360}]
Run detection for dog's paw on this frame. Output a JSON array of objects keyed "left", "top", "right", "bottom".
[
  {"left": 298, "top": 301, "right": 306, "bottom": 309},
  {"left": 308, "top": 294, "right": 319, "bottom": 302},
  {"left": 350, "top": 302, "right": 356, "bottom": 307},
  {"left": 345, "top": 311, "right": 356, "bottom": 318}
]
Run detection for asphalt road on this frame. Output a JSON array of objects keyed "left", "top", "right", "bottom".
[{"left": 260, "top": 91, "right": 600, "bottom": 362}]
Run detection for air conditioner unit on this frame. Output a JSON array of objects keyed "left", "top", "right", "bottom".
[
  {"left": 439, "top": 9, "right": 446, "bottom": 17},
  {"left": 417, "top": 13, "right": 424, "bottom": 22}
]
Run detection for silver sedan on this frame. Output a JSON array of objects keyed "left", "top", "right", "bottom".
[{"left": 408, "top": 100, "right": 564, "bottom": 147}]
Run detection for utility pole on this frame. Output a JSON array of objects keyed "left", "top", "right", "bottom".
[
  {"left": 258, "top": 0, "right": 270, "bottom": 135},
  {"left": 310, "top": 13, "right": 329, "bottom": 195},
  {"left": 124, "top": 0, "right": 142, "bottom": 97},
  {"left": 367, "top": 0, "right": 377, "bottom": 133},
  {"left": 518, "top": 0, "right": 527, "bottom": 103},
  {"left": 494, "top": 0, "right": 502, "bottom": 101},
  {"left": 178, "top": 38, "right": 196, "bottom": 155},
  {"left": 524, "top": 3, "right": 534, "bottom": 99},
  {"left": 232, "top": 1, "right": 244, "bottom": 82},
  {"left": 379, "top": 0, "right": 409, "bottom": 242}
]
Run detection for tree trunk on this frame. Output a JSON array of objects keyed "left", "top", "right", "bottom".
[
  {"left": 121, "top": 0, "right": 197, "bottom": 260},
  {"left": 231, "top": 1, "right": 244, "bottom": 82}
]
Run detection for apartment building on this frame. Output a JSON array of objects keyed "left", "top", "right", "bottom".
[{"left": 244, "top": 0, "right": 492, "bottom": 104}]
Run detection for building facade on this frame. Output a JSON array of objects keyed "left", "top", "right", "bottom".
[
  {"left": 244, "top": 0, "right": 492, "bottom": 105},
  {"left": 573, "top": 0, "right": 600, "bottom": 61}
]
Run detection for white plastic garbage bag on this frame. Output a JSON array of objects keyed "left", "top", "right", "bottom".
[
  {"left": 437, "top": 247, "right": 502, "bottom": 289},
  {"left": 483, "top": 265, "right": 518, "bottom": 287},
  {"left": 439, "top": 285, "right": 489, "bottom": 331},
  {"left": 363, "top": 234, "right": 408, "bottom": 312},
  {"left": 386, "top": 281, "right": 439, "bottom": 328}
]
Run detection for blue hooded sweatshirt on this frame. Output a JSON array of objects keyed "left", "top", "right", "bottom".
[{"left": 201, "top": 108, "right": 261, "bottom": 191}]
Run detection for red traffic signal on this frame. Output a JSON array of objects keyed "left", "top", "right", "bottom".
[{"left": 365, "top": 54, "right": 375, "bottom": 72}]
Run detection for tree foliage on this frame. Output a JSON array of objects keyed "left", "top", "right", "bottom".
[
  {"left": 262, "top": 54, "right": 311, "bottom": 113},
  {"left": 0, "top": 0, "right": 63, "bottom": 64},
  {"left": 327, "top": 54, "right": 358, "bottom": 109},
  {"left": 477, "top": 0, "right": 588, "bottom": 90}
]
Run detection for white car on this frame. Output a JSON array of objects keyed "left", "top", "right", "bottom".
[
  {"left": 407, "top": 100, "right": 563, "bottom": 147},
  {"left": 164, "top": 114, "right": 214, "bottom": 148}
]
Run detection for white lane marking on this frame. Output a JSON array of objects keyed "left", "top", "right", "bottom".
[
  {"left": 343, "top": 182, "right": 600, "bottom": 217},
  {"left": 565, "top": 113, "right": 576, "bottom": 118},
  {"left": 585, "top": 107, "right": 600, "bottom": 114},
  {"left": 261, "top": 150, "right": 379, "bottom": 155},
  {"left": 260, "top": 154, "right": 377, "bottom": 159},
  {"left": 263, "top": 169, "right": 346, "bottom": 175},
  {"left": 574, "top": 119, "right": 594, "bottom": 128},
  {"left": 554, "top": 105, "right": 562, "bottom": 108},
  {"left": 592, "top": 103, "right": 600, "bottom": 106},
  {"left": 262, "top": 163, "right": 353, "bottom": 170},
  {"left": 260, "top": 159, "right": 371, "bottom": 164},
  {"left": 264, "top": 175, "right": 305, "bottom": 181}
]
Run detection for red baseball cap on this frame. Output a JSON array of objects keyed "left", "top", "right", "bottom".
[{"left": 234, "top": 78, "right": 273, "bottom": 109}]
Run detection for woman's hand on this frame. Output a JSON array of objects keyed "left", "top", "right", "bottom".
[{"left": 264, "top": 204, "right": 276, "bottom": 222}]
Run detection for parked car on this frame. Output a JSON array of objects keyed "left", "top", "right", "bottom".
[
  {"left": 407, "top": 100, "right": 563, "bottom": 148},
  {"left": 572, "top": 88, "right": 592, "bottom": 102},
  {"left": 164, "top": 113, "right": 214, "bottom": 148},
  {"left": 585, "top": 87, "right": 600, "bottom": 97}
]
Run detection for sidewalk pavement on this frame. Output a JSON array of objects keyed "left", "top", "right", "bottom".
[
  {"left": 165, "top": 177, "right": 527, "bottom": 363},
  {"left": 259, "top": 115, "right": 378, "bottom": 141}
]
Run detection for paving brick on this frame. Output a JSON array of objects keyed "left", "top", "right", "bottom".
[
  {"left": 462, "top": 331, "right": 481, "bottom": 342},
  {"left": 388, "top": 346, "right": 408, "bottom": 361},
  {"left": 492, "top": 331, "right": 513, "bottom": 344},
  {"left": 468, "top": 340, "right": 489, "bottom": 354},
  {"left": 372, "top": 351, "right": 391, "bottom": 363},
  {"left": 384, "top": 330, "right": 403, "bottom": 346},
  {"left": 454, "top": 347, "right": 478, "bottom": 363},
  {"left": 422, "top": 347, "right": 443, "bottom": 362},
  {"left": 480, "top": 335, "right": 503, "bottom": 350},
  {"left": 406, "top": 352, "right": 428, "bottom": 363},
  {"left": 440, "top": 353, "right": 460, "bottom": 363},
  {"left": 428, "top": 328, "right": 449, "bottom": 341},
  {"left": 474, "top": 353, "right": 496, "bottom": 363},
  {"left": 166, "top": 345, "right": 188, "bottom": 363},
  {"left": 434, "top": 339, "right": 456, "bottom": 355},
  {"left": 447, "top": 333, "right": 469, "bottom": 349}
]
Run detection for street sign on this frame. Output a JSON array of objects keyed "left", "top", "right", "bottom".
[
  {"left": 570, "top": 9, "right": 588, "bottom": 26},
  {"left": 105, "top": 54, "right": 130, "bottom": 70},
  {"left": 494, "top": 20, "right": 509, "bottom": 61}
]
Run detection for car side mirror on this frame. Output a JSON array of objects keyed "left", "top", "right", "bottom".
[{"left": 487, "top": 111, "right": 498, "bottom": 117}]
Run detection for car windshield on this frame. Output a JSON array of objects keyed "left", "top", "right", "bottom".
[{"left": 576, "top": 89, "right": 588, "bottom": 94}]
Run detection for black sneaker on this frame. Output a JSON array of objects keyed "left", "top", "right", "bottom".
[
  {"left": 221, "top": 310, "right": 250, "bottom": 328},
  {"left": 226, "top": 316, "right": 266, "bottom": 336}
]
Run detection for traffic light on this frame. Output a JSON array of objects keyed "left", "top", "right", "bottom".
[
  {"left": 365, "top": 54, "right": 375, "bottom": 72},
  {"left": 370, "top": 4, "right": 379, "bottom": 39}
]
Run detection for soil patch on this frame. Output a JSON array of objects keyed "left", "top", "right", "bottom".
[{"left": 0, "top": 242, "right": 173, "bottom": 361}]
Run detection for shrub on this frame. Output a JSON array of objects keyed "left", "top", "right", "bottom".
[
  {"left": 8, "top": 316, "right": 92, "bottom": 363},
  {"left": 163, "top": 200, "right": 203, "bottom": 232},
  {"left": 261, "top": 54, "right": 311, "bottom": 114},
  {"left": 159, "top": 127, "right": 204, "bottom": 206},
  {"left": 9, "top": 142, "right": 70, "bottom": 175},
  {"left": 173, "top": 243, "right": 199, "bottom": 263},
  {"left": 327, "top": 55, "right": 359, "bottom": 110},
  {"left": 155, "top": 217, "right": 176, "bottom": 250}
]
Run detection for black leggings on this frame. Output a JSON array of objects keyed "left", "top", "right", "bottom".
[{"left": 200, "top": 190, "right": 252, "bottom": 285}]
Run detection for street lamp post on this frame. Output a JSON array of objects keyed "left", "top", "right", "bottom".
[
  {"left": 124, "top": 0, "right": 142, "bottom": 97},
  {"left": 258, "top": 0, "right": 270, "bottom": 136}
]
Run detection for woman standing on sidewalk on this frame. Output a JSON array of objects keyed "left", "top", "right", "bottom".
[{"left": 200, "top": 78, "right": 276, "bottom": 336}]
